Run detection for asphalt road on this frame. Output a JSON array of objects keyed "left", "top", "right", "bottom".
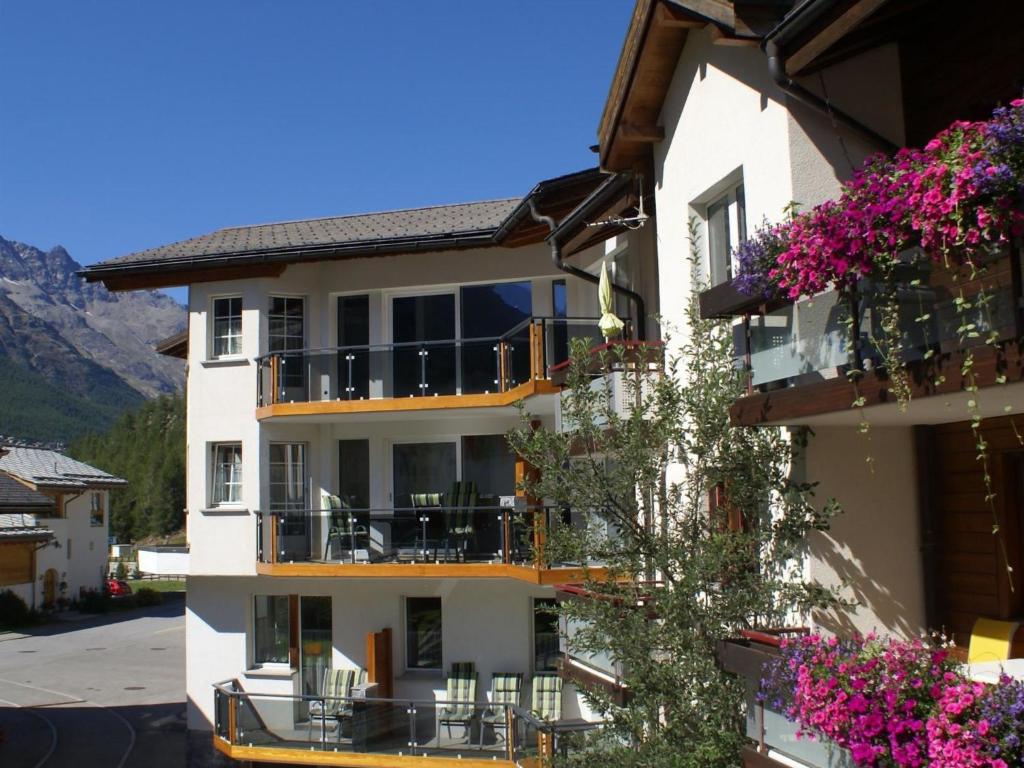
[{"left": 0, "top": 600, "right": 186, "bottom": 768}]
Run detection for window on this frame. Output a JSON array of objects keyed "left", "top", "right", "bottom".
[
  {"left": 268, "top": 297, "right": 305, "bottom": 390},
  {"left": 90, "top": 492, "right": 104, "bottom": 527},
  {"left": 706, "top": 182, "right": 747, "bottom": 286},
  {"left": 212, "top": 443, "right": 243, "bottom": 505},
  {"left": 300, "top": 596, "right": 332, "bottom": 695},
  {"left": 212, "top": 296, "right": 243, "bottom": 358},
  {"left": 405, "top": 597, "right": 442, "bottom": 670},
  {"left": 460, "top": 282, "right": 532, "bottom": 394},
  {"left": 254, "top": 595, "right": 291, "bottom": 666},
  {"left": 533, "top": 598, "right": 559, "bottom": 672}
]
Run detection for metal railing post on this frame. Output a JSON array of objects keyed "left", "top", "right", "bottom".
[
  {"left": 345, "top": 352, "right": 355, "bottom": 400},
  {"left": 419, "top": 514, "right": 430, "bottom": 562},
  {"left": 256, "top": 513, "right": 263, "bottom": 563},
  {"left": 419, "top": 345, "right": 428, "bottom": 395},
  {"left": 408, "top": 703, "right": 418, "bottom": 755},
  {"left": 349, "top": 513, "right": 357, "bottom": 564}
]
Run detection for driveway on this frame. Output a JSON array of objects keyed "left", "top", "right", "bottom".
[{"left": 0, "top": 599, "right": 186, "bottom": 768}]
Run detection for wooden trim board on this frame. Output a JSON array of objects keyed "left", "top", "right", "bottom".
[{"left": 255, "top": 561, "right": 608, "bottom": 585}]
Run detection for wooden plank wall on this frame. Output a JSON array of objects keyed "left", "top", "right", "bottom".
[
  {"left": 930, "top": 415, "right": 1024, "bottom": 644},
  {"left": 0, "top": 541, "right": 34, "bottom": 586}
]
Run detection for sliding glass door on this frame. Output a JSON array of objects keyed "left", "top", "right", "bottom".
[
  {"left": 337, "top": 295, "right": 370, "bottom": 400},
  {"left": 460, "top": 282, "right": 531, "bottom": 393},
  {"left": 391, "top": 293, "right": 455, "bottom": 397}
]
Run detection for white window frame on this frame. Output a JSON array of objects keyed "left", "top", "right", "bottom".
[
  {"left": 700, "top": 179, "right": 747, "bottom": 287},
  {"left": 252, "top": 594, "right": 292, "bottom": 668},
  {"left": 210, "top": 295, "right": 243, "bottom": 359},
  {"left": 267, "top": 295, "right": 306, "bottom": 355},
  {"left": 211, "top": 442, "right": 243, "bottom": 507},
  {"left": 268, "top": 442, "right": 308, "bottom": 512}
]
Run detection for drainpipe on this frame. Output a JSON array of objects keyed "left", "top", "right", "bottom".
[
  {"left": 765, "top": 40, "right": 899, "bottom": 155},
  {"left": 528, "top": 200, "right": 647, "bottom": 341}
]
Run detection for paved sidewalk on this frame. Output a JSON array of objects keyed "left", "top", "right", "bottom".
[{"left": 0, "top": 600, "right": 186, "bottom": 768}]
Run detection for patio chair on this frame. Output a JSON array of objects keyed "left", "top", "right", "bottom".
[
  {"left": 307, "top": 667, "right": 366, "bottom": 741},
  {"left": 478, "top": 672, "right": 523, "bottom": 747},
  {"left": 438, "top": 661, "right": 478, "bottom": 743},
  {"left": 968, "top": 617, "right": 1021, "bottom": 663},
  {"left": 530, "top": 673, "right": 562, "bottom": 723},
  {"left": 410, "top": 492, "right": 443, "bottom": 560},
  {"left": 444, "top": 481, "right": 477, "bottom": 562},
  {"left": 323, "top": 494, "right": 368, "bottom": 560}
]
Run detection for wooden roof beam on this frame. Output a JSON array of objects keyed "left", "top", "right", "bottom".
[
  {"left": 654, "top": 3, "right": 707, "bottom": 28},
  {"left": 618, "top": 122, "right": 666, "bottom": 143},
  {"left": 708, "top": 24, "right": 760, "bottom": 46},
  {"left": 784, "top": 0, "right": 890, "bottom": 76}
]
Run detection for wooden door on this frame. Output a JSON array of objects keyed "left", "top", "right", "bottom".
[
  {"left": 43, "top": 568, "right": 57, "bottom": 606},
  {"left": 366, "top": 627, "right": 393, "bottom": 698}
]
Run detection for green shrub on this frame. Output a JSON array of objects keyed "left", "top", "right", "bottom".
[
  {"left": 115, "top": 560, "right": 127, "bottom": 580},
  {"left": 78, "top": 588, "right": 110, "bottom": 613},
  {"left": 0, "top": 589, "right": 34, "bottom": 628},
  {"left": 135, "top": 587, "right": 163, "bottom": 606}
]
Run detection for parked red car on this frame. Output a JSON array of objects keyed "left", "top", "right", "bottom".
[{"left": 105, "top": 578, "right": 133, "bottom": 597}]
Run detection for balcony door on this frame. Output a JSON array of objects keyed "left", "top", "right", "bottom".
[
  {"left": 337, "top": 295, "right": 370, "bottom": 400},
  {"left": 270, "top": 443, "right": 309, "bottom": 561},
  {"left": 392, "top": 440, "right": 457, "bottom": 549},
  {"left": 460, "top": 282, "right": 532, "bottom": 393},
  {"left": 391, "top": 293, "right": 456, "bottom": 397},
  {"left": 269, "top": 296, "right": 306, "bottom": 402}
]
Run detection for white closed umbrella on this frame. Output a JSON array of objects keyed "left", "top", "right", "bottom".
[{"left": 598, "top": 261, "right": 625, "bottom": 339}]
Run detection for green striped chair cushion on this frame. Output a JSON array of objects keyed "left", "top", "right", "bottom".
[
  {"left": 440, "top": 667, "right": 478, "bottom": 721},
  {"left": 480, "top": 672, "right": 523, "bottom": 724},
  {"left": 411, "top": 492, "right": 443, "bottom": 508},
  {"left": 323, "top": 494, "right": 343, "bottom": 510},
  {"left": 531, "top": 673, "right": 562, "bottom": 722},
  {"left": 311, "top": 667, "right": 366, "bottom": 717}
]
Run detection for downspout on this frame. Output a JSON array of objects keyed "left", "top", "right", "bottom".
[
  {"left": 765, "top": 40, "right": 899, "bottom": 155},
  {"left": 528, "top": 200, "right": 647, "bottom": 341}
]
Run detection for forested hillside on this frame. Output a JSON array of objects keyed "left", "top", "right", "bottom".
[{"left": 70, "top": 394, "right": 185, "bottom": 541}]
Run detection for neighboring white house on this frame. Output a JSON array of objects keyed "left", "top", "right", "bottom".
[
  {"left": 0, "top": 448, "right": 126, "bottom": 608},
  {"left": 84, "top": 167, "right": 658, "bottom": 767}
]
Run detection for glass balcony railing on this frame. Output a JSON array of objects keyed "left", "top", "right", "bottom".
[
  {"left": 212, "top": 679, "right": 566, "bottom": 764},
  {"left": 734, "top": 248, "right": 1022, "bottom": 392},
  {"left": 717, "top": 637, "right": 852, "bottom": 768},
  {"left": 256, "top": 317, "right": 612, "bottom": 408},
  {"left": 255, "top": 503, "right": 607, "bottom": 572}
]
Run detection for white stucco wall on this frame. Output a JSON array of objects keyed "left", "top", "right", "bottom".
[
  {"left": 804, "top": 426, "right": 926, "bottom": 639},
  {"left": 187, "top": 575, "right": 572, "bottom": 731},
  {"left": 30, "top": 490, "right": 109, "bottom": 607}
]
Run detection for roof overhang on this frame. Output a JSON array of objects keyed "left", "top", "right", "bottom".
[
  {"left": 82, "top": 168, "right": 612, "bottom": 292},
  {"left": 155, "top": 330, "right": 188, "bottom": 360},
  {"left": 598, "top": 1, "right": 788, "bottom": 173}
]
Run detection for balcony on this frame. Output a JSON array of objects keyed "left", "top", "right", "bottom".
[
  {"left": 255, "top": 317, "right": 609, "bottom": 420},
  {"left": 699, "top": 247, "right": 1024, "bottom": 426},
  {"left": 212, "top": 679, "right": 577, "bottom": 767},
  {"left": 716, "top": 634, "right": 851, "bottom": 768},
  {"left": 255, "top": 502, "right": 608, "bottom": 584}
]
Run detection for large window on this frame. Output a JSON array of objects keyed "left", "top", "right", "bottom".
[
  {"left": 254, "top": 595, "right": 291, "bottom": 666},
  {"left": 211, "top": 443, "right": 243, "bottom": 505},
  {"left": 392, "top": 293, "right": 456, "bottom": 397},
  {"left": 212, "top": 297, "right": 242, "bottom": 358},
  {"left": 460, "top": 282, "right": 532, "bottom": 393},
  {"left": 706, "top": 183, "right": 746, "bottom": 287},
  {"left": 461, "top": 434, "right": 515, "bottom": 498},
  {"left": 300, "top": 596, "right": 332, "bottom": 694},
  {"left": 533, "top": 598, "right": 560, "bottom": 673},
  {"left": 405, "top": 596, "right": 442, "bottom": 670}
]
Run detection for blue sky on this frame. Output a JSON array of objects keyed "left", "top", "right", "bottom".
[{"left": 0, "top": 1, "right": 631, "bottom": 303}]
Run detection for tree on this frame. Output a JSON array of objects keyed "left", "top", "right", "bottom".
[
  {"left": 508, "top": 231, "right": 845, "bottom": 767},
  {"left": 70, "top": 393, "right": 185, "bottom": 541}
]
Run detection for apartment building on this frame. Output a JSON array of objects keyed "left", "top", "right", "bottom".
[
  {"left": 84, "top": 168, "right": 658, "bottom": 767},
  {"left": 593, "top": 1, "right": 1024, "bottom": 766}
]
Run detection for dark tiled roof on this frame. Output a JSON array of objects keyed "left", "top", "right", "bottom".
[
  {"left": 0, "top": 474, "right": 55, "bottom": 512},
  {"left": 0, "top": 448, "right": 127, "bottom": 489},
  {"left": 95, "top": 199, "right": 521, "bottom": 270}
]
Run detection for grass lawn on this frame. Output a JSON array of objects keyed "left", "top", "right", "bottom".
[{"left": 127, "top": 579, "right": 186, "bottom": 593}]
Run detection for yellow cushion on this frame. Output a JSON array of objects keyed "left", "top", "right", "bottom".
[{"left": 967, "top": 617, "right": 1020, "bottom": 663}]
